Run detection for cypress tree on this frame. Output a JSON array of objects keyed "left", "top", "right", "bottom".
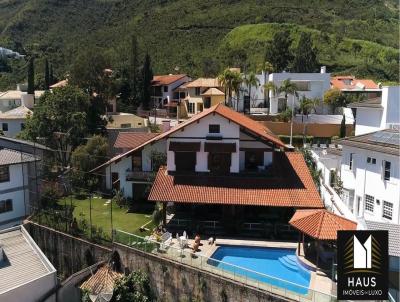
[
  {"left": 27, "top": 57, "right": 35, "bottom": 94},
  {"left": 292, "top": 32, "right": 319, "bottom": 73},
  {"left": 340, "top": 114, "right": 346, "bottom": 138},
  {"left": 49, "top": 64, "right": 54, "bottom": 85},
  {"left": 130, "top": 35, "right": 139, "bottom": 103},
  {"left": 141, "top": 53, "right": 153, "bottom": 111},
  {"left": 44, "top": 58, "right": 50, "bottom": 89},
  {"left": 265, "top": 30, "right": 293, "bottom": 72}
]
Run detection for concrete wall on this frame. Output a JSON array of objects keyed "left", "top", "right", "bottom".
[
  {"left": 0, "top": 118, "right": 26, "bottom": 137},
  {"left": 355, "top": 108, "right": 383, "bottom": 136},
  {"left": 115, "top": 243, "right": 290, "bottom": 302}
]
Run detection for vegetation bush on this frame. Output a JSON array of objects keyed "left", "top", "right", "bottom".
[{"left": 278, "top": 135, "right": 313, "bottom": 146}]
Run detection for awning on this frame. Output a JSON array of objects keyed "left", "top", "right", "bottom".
[
  {"left": 169, "top": 142, "right": 201, "bottom": 152},
  {"left": 289, "top": 209, "right": 357, "bottom": 240},
  {"left": 204, "top": 142, "right": 236, "bottom": 153}
]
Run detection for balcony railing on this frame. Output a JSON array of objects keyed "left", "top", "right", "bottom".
[{"left": 125, "top": 171, "right": 156, "bottom": 182}]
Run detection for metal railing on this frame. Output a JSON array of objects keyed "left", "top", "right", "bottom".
[{"left": 114, "top": 229, "right": 336, "bottom": 302}]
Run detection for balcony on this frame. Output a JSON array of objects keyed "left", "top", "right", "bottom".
[{"left": 126, "top": 171, "right": 156, "bottom": 183}]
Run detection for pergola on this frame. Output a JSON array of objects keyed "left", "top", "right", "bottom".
[{"left": 289, "top": 209, "right": 357, "bottom": 269}]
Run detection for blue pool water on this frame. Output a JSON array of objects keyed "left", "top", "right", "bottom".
[{"left": 208, "top": 245, "right": 311, "bottom": 295}]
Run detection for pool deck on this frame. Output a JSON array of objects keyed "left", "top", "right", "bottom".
[{"left": 163, "top": 237, "right": 336, "bottom": 300}]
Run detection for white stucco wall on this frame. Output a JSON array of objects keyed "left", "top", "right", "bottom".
[
  {"left": 0, "top": 119, "right": 26, "bottom": 138},
  {"left": 354, "top": 108, "right": 383, "bottom": 136},
  {"left": 341, "top": 146, "right": 399, "bottom": 224}
]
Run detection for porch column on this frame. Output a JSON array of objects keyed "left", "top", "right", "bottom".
[
  {"left": 297, "top": 232, "right": 301, "bottom": 256},
  {"left": 162, "top": 202, "right": 167, "bottom": 226}
]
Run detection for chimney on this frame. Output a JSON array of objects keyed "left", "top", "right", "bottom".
[
  {"left": 320, "top": 66, "right": 326, "bottom": 74},
  {"left": 21, "top": 94, "right": 34, "bottom": 109},
  {"left": 162, "top": 120, "right": 171, "bottom": 132}
]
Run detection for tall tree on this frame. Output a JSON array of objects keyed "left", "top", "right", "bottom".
[
  {"left": 44, "top": 58, "right": 50, "bottom": 90},
  {"left": 263, "top": 81, "right": 277, "bottom": 111},
  {"left": 292, "top": 32, "right": 318, "bottom": 73},
  {"left": 265, "top": 30, "right": 293, "bottom": 72},
  {"left": 49, "top": 64, "right": 54, "bottom": 85},
  {"left": 323, "top": 88, "right": 345, "bottom": 114},
  {"left": 218, "top": 68, "right": 241, "bottom": 108},
  {"left": 141, "top": 53, "right": 153, "bottom": 110},
  {"left": 19, "top": 86, "right": 90, "bottom": 167},
  {"left": 298, "top": 96, "right": 314, "bottom": 122},
  {"left": 27, "top": 57, "right": 35, "bottom": 94},
  {"left": 340, "top": 114, "right": 346, "bottom": 138},
  {"left": 278, "top": 79, "right": 298, "bottom": 146},
  {"left": 129, "top": 35, "right": 139, "bottom": 104}
]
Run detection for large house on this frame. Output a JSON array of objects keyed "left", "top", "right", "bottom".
[
  {"left": 349, "top": 86, "right": 400, "bottom": 135},
  {"left": 0, "top": 148, "right": 40, "bottom": 229},
  {"left": 0, "top": 88, "right": 44, "bottom": 112},
  {"left": 330, "top": 75, "right": 381, "bottom": 100},
  {"left": 0, "top": 105, "right": 32, "bottom": 137},
  {"left": 0, "top": 225, "right": 57, "bottom": 302},
  {"left": 151, "top": 74, "right": 191, "bottom": 109}
]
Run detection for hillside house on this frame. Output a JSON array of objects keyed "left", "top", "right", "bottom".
[
  {"left": 0, "top": 105, "right": 32, "bottom": 137},
  {"left": 151, "top": 74, "right": 191, "bottom": 110}
]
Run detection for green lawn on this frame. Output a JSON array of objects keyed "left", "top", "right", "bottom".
[{"left": 59, "top": 196, "right": 155, "bottom": 237}]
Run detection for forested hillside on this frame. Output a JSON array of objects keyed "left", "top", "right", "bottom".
[{"left": 0, "top": 0, "right": 398, "bottom": 89}]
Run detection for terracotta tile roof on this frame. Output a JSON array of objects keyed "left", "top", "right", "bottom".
[
  {"left": 148, "top": 152, "right": 323, "bottom": 208},
  {"left": 80, "top": 265, "right": 122, "bottom": 296},
  {"left": 201, "top": 87, "right": 225, "bottom": 96},
  {"left": 152, "top": 74, "right": 187, "bottom": 86},
  {"left": 114, "top": 132, "right": 159, "bottom": 150},
  {"left": 331, "top": 76, "right": 378, "bottom": 90},
  {"left": 92, "top": 104, "right": 285, "bottom": 172},
  {"left": 185, "top": 78, "right": 220, "bottom": 88},
  {"left": 289, "top": 209, "right": 357, "bottom": 240}
]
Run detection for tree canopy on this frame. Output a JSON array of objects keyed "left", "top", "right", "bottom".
[
  {"left": 292, "top": 32, "right": 319, "bottom": 73},
  {"left": 265, "top": 30, "right": 293, "bottom": 72}
]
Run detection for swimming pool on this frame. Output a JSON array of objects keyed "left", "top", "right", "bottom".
[{"left": 208, "top": 245, "right": 311, "bottom": 295}]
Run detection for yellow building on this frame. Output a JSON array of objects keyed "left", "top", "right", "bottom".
[{"left": 106, "top": 113, "right": 147, "bottom": 129}]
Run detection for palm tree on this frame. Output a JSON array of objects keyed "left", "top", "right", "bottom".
[
  {"left": 232, "top": 73, "right": 243, "bottom": 111},
  {"left": 244, "top": 72, "right": 259, "bottom": 108},
  {"left": 278, "top": 79, "right": 298, "bottom": 146},
  {"left": 263, "top": 81, "right": 277, "bottom": 112},
  {"left": 258, "top": 61, "right": 274, "bottom": 109},
  {"left": 299, "top": 97, "right": 314, "bottom": 122},
  {"left": 218, "top": 68, "right": 241, "bottom": 108}
]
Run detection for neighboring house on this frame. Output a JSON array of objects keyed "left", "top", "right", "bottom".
[
  {"left": 350, "top": 86, "right": 400, "bottom": 136},
  {"left": 0, "top": 89, "right": 44, "bottom": 112},
  {"left": 106, "top": 112, "right": 147, "bottom": 129},
  {"left": 0, "top": 105, "right": 32, "bottom": 137},
  {"left": 147, "top": 104, "right": 323, "bottom": 228},
  {"left": 151, "top": 74, "right": 191, "bottom": 109},
  {"left": 267, "top": 70, "right": 331, "bottom": 115},
  {"left": 330, "top": 76, "right": 381, "bottom": 99},
  {"left": 0, "top": 148, "right": 40, "bottom": 229},
  {"left": 114, "top": 132, "right": 159, "bottom": 154},
  {"left": 0, "top": 225, "right": 57, "bottom": 302},
  {"left": 183, "top": 78, "right": 224, "bottom": 116},
  {"left": 338, "top": 129, "right": 399, "bottom": 225}
]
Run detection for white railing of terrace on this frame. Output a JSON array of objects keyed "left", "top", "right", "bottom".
[{"left": 114, "top": 229, "right": 337, "bottom": 302}]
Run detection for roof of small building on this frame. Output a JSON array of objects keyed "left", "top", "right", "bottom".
[
  {"left": 331, "top": 76, "right": 379, "bottom": 90},
  {"left": 0, "top": 226, "right": 56, "bottom": 294},
  {"left": 365, "top": 220, "right": 400, "bottom": 257},
  {"left": 0, "top": 90, "right": 44, "bottom": 100},
  {"left": 0, "top": 105, "right": 32, "bottom": 119},
  {"left": 334, "top": 129, "right": 399, "bottom": 156},
  {"left": 152, "top": 74, "right": 187, "bottom": 86},
  {"left": 289, "top": 209, "right": 357, "bottom": 240},
  {"left": 148, "top": 152, "right": 323, "bottom": 208},
  {"left": 80, "top": 265, "right": 123, "bottom": 297},
  {"left": 0, "top": 148, "right": 40, "bottom": 166},
  {"left": 348, "top": 97, "right": 382, "bottom": 109},
  {"left": 114, "top": 132, "right": 159, "bottom": 150},
  {"left": 0, "top": 136, "right": 51, "bottom": 151},
  {"left": 201, "top": 87, "right": 225, "bottom": 96},
  {"left": 185, "top": 78, "right": 220, "bottom": 88},
  {"left": 49, "top": 79, "right": 68, "bottom": 88}
]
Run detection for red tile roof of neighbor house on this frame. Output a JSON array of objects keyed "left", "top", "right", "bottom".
[
  {"left": 91, "top": 104, "right": 285, "bottom": 172},
  {"left": 148, "top": 152, "right": 323, "bottom": 208},
  {"left": 152, "top": 74, "right": 187, "bottom": 86},
  {"left": 114, "top": 132, "right": 159, "bottom": 150},
  {"left": 289, "top": 209, "right": 357, "bottom": 240},
  {"left": 330, "top": 76, "right": 379, "bottom": 90}
]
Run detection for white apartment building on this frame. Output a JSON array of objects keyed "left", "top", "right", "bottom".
[
  {"left": 339, "top": 129, "right": 399, "bottom": 225},
  {"left": 0, "top": 225, "right": 57, "bottom": 302},
  {"left": 350, "top": 86, "right": 400, "bottom": 136},
  {"left": 0, "top": 148, "right": 40, "bottom": 229}
]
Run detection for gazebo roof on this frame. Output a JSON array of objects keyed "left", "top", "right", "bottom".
[{"left": 289, "top": 209, "right": 357, "bottom": 240}]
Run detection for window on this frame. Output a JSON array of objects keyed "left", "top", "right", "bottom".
[
  {"left": 383, "top": 160, "right": 391, "bottom": 181},
  {"left": 163, "top": 86, "right": 168, "bottom": 93},
  {"left": 349, "top": 153, "right": 354, "bottom": 170},
  {"left": 0, "top": 166, "right": 10, "bottom": 183},
  {"left": 120, "top": 123, "right": 131, "bottom": 128},
  {"left": 367, "top": 157, "right": 376, "bottom": 164},
  {"left": 208, "top": 153, "right": 231, "bottom": 174},
  {"left": 204, "top": 97, "right": 211, "bottom": 109},
  {"left": 132, "top": 153, "right": 142, "bottom": 172},
  {"left": 209, "top": 124, "right": 220, "bottom": 133},
  {"left": 365, "top": 194, "right": 374, "bottom": 212},
  {"left": 195, "top": 87, "right": 201, "bottom": 96},
  {"left": 0, "top": 199, "right": 13, "bottom": 214},
  {"left": 245, "top": 151, "right": 264, "bottom": 171},
  {"left": 21, "top": 123, "right": 25, "bottom": 130},
  {"left": 175, "top": 152, "right": 196, "bottom": 172},
  {"left": 188, "top": 103, "right": 195, "bottom": 114},
  {"left": 2, "top": 123, "right": 8, "bottom": 132},
  {"left": 383, "top": 201, "right": 393, "bottom": 220}
]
